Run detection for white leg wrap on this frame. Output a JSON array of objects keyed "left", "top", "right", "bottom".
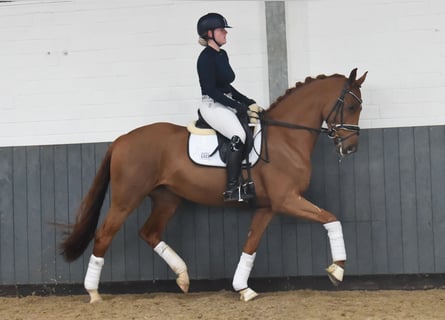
[
  {"left": 154, "top": 241, "right": 187, "bottom": 275},
  {"left": 84, "top": 254, "right": 104, "bottom": 291},
  {"left": 324, "top": 221, "right": 347, "bottom": 261},
  {"left": 232, "top": 252, "right": 256, "bottom": 292}
]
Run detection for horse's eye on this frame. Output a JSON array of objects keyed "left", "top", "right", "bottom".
[{"left": 348, "top": 105, "right": 356, "bottom": 112}]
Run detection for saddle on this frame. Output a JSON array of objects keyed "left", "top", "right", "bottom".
[
  {"left": 187, "top": 105, "right": 263, "bottom": 202},
  {"left": 187, "top": 105, "right": 262, "bottom": 167}
]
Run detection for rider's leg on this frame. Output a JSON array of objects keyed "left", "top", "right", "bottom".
[
  {"left": 223, "top": 135, "right": 244, "bottom": 201},
  {"left": 199, "top": 98, "right": 246, "bottom": 143},
  {"left": 199, "top": 98, "right": 247, "bottom": 201}
]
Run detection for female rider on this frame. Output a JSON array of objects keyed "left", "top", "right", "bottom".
[{"left": 196, "top": 13, "right": 256, "bottom": 202}]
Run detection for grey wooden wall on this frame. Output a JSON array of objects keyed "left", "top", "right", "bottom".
[{"left": 1, "top": 125, "right": 445, "bottom": 286}]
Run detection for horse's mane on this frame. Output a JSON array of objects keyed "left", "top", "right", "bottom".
[{"left": 268, "top": 73, "right": 344, "bottom": 110}]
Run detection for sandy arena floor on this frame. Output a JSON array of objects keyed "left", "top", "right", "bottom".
[{"left": 0, "top": 289, "right": 444, "bottom": 320}]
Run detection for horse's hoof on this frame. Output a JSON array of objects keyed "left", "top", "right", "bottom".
[
  {"left": 87, "top": 289, "right": 103, "bottom": 303},
  {"left": 326, "top": 263, "right": 344, "bottom": 286},
  {"left": 176, "top": 271, "right": 190, "bottom": 293},
  {"left": 239, "top": 288, "right": 258, "bottom": 302}
]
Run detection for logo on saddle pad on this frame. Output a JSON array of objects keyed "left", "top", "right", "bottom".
[{"left": 187, "top": 122, "right": 262, "bottom": 168}]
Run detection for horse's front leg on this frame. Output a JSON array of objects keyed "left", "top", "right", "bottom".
[
  {"left": 276, "top": 191, "right": 346, "bottom": 285},
  {"left": 233, "top": 208, "right": 275, "bottom": 301}
]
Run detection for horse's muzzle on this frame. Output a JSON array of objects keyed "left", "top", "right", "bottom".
[
  {"left": 337, "top": 142, "right": 358, "bottom": 156},
  {"left": 329, "top": 124, "right": 360, "bottom": 157}
]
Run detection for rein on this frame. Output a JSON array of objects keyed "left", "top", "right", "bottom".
[
  {"left": 253, "top": 81, "right": 363, "bottom": 162},
  {"left": 258, "top": 118, "right": 330, "bottom": 135}
]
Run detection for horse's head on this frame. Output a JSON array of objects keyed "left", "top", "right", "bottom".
[{"left": 325, "top": 68, "right": 367, "bottom": 156}]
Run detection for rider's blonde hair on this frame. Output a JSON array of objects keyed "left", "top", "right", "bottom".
[{"left": 198, "top": 37, "right": 207, "bottom": 46}]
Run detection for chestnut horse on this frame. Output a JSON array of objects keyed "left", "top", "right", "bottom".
[{"left": 61, "top": 68, "right": 367, "bottom": 303}]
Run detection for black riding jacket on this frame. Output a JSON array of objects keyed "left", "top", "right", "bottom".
[{"left": 197, "top": 46, "right": 253, "bottom": 111}]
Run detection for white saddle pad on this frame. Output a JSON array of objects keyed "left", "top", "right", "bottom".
[{"left": 188, "top": 124, "right": 262, "bottom": 168}]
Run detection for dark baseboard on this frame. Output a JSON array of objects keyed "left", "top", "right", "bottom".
[{"left": 1, "top": 274, "right": 444, "bottom": 297}]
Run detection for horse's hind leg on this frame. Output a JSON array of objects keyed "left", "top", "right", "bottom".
[
  {"left": 84, "top": 187, "right": 145, "bottom": 303},
  {"left": 139, "top": 187, "right": 189, "bottom": 293}
]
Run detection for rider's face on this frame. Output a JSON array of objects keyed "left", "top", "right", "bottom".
[{"left": 211, "top": 28, "right": 227, "bottom": 46}]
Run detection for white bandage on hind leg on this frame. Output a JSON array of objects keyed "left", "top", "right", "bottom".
[
  {"left": 324, "top": 221, "right": 347, "bottom": 261},
  {"left": 154, "top": 241, "right": 187, "bottom": 275},
  {"left": 84, "top": 254, "right": 105, "bottom": 291},
  {"left": 232, "top": 252, "right": 256, "bottom": 291}
]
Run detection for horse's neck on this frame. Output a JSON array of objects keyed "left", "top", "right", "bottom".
[
  {"left": 269, "top": 88, "right": 325, "bottom": 128},
  {"left": 266, "top": 86, "right": 330, "bottom": 157}
]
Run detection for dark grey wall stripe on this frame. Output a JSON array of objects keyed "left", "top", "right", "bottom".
[
  {"left": 1, "top": 126, "right": 445, "bottom": 285},
  {"left": 265, "top": 1, "right": 288, "bottom": 103},
  {"left": 0, "top": 147, "right": 13, "bottom": 283}
]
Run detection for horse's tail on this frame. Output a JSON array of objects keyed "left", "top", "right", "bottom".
[{"left": 61, "top": 145, "right": 113, "bottom": 262}]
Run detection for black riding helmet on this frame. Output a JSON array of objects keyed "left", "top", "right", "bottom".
[{"left": 197, "top": 13, "right": 231, "bottom": 40}]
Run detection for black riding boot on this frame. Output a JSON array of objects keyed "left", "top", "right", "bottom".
[{"left": 223, "top": 136, "right": 244, "bottom": 202}]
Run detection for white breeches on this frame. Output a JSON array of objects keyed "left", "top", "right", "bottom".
[
  {"left": 199, "top": 96, "right": 246, "bottom": 143},
  {"left": 324, "top": 221, "right": 347, "bottom": 261}
]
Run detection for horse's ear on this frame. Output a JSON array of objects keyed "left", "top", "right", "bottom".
[
  {"left": 348, "top": 68, "right": 358, "bottom": 84},
  {"left": 356, "top": 71, "right": 368, "bottom": 87}
]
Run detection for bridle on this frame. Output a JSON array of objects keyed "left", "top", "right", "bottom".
[
  {"left": 256, "top": 80, "right": 363, "bottom": 161},
  {"left": 324, "top": 82, "right": 362, "bottom": 147}
]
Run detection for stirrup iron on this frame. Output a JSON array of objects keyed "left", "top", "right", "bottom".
[{"left": 223, "top": 185, "right": 243, "bottom": 202}]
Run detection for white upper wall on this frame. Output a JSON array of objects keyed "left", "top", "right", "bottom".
[
  {"left": 2, "top": 0, "right": 445, "bottom": 147},
  {"left": 0, "top": 0, "right": 268, "bottom": 147},
  {"left": 286, "top": 0, "right": 445, "bottom": 129}
]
